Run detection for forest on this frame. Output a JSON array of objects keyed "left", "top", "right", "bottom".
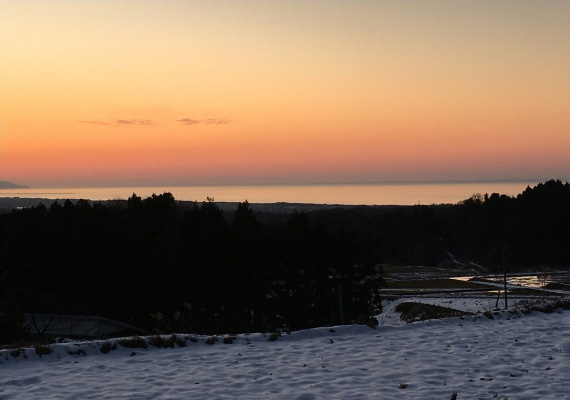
[
  {"left": 1, "top": 179, "right": 569, "bottom": 343},
  {"left": 0, "top": 195, "right": 382, "bottom": 342},
  {"left": 323, "top": 179, "right": 570, "bottom": 269}
]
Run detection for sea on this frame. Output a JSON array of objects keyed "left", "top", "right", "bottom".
[{"left": 0, "top": 181, "right": 541, "bottom": 206}]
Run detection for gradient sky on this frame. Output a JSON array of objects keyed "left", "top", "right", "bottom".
[{"left": 1, "top": 0, "right": 569, "bottom": 187}]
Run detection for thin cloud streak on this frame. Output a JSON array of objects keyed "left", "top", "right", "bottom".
[
  {"left": 204, "top": 119, "right": 231, "bottom": 125},
  {"left": 81, "top": 119, "right": 156, "bottom": 126},
  {"left": 176, "top": 118, "right": 201, "bottom": 125},
  {"left": 81, "top": 118, "right": 231, "bottom": 127},
  {"left": 79, "top": 119, "right": 155, "bottom": 126},
  {"left": 115, "top": 119, "right": 154, "bottom": 126},
  {"left": 81, "top": 120, "right": 111, "bottom": 126},
  {"left": 176, "top": 118, "right": 232, "bottom": 126}
]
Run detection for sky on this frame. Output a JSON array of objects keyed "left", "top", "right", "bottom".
[{"left": 1, "top": 0, "right": 569, "bottom": 188}]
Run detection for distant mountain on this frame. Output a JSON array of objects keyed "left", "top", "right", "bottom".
[{"left": 0, "top": 181, "right": 29, "bottom": 189}]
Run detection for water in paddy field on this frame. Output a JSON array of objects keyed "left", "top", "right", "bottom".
[
  {"left": 452, "top": 272, "right": 570, "bottom": 289},
  {"left": 0, "top": 181, "right": 539, "bottom": 205},
  {"left": 493, "top": 273, "right": 570, "bottom": 288}
]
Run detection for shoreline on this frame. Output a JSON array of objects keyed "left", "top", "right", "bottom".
[{"left": 0, "top": 196, "right": 405, "bottom": 214}]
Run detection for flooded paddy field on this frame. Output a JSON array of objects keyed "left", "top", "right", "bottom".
[{"left": 381, "top": 264, "right": 570, "bottom": 303}]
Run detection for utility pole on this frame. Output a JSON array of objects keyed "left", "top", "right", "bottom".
[{"left": 503, "top": 246, "right": 508, "bottom": 309}]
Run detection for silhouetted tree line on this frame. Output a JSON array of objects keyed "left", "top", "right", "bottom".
[
  {"left": 1, "top": 180, "right": 568, "bottom": 342},
  {"left": 0, "top": 194, "right": 383, "bottom": 342},
  {"left": 307, "top": 180, "right": 570, "bottom": 269},
  {"left": 454, "top": 180, "right": 570, "bottom": 267}
]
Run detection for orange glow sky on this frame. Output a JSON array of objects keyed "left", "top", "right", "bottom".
[{"left": 1, "top": 1, "right": 569, "bottom": 187}]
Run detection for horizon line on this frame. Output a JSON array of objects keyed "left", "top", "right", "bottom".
[{"left": 3, "top": 177, "right": 563, "bottom": 190}]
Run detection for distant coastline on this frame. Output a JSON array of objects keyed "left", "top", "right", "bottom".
[
  {"left": 0, "top": 181, "right": 29, "bottom": 189},
  {"left": 0, "top": 197, "right": 358, "bottom": 214}
]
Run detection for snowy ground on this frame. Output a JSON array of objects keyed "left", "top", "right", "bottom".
[{"left": 1, "top": 307, "right": 569, "bottom": 400}]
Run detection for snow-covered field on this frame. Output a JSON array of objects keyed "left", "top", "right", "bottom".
[{"left": 2, "top": 307, "right": 569, "bottom": 400}]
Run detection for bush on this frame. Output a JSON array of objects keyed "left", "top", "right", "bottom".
[
  {"left": 395, "top": 302, "right": 473, "bottom": 323},
  {"left": 9, "top": 349, "right": 23, "bottom": 358},
  {"left": 149, "top": 335, "right": 176, "bottom": 348},
  {"left": 100, "top": 342, "right": 117, "bottom": 354},
  {"left": 118, "top": 336, "right": 148, "bottom": 349},
  {"left": 536, "top": 299, "right": 570, "bottom": 313},
  {"left": 205, "top": 336, "right": 218, "bottom": 345},
  {"left": 34, "top": 344, "right": 52, "bottom": 357},
  {"left": 67, "top": 348, "right": 86, "bottom": 356},
  {"left": 223, "top": 336, "right": 235, "bottom": 344},
  {"left": 516, "top": 299, "right": 570, "bottom": 314}
]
